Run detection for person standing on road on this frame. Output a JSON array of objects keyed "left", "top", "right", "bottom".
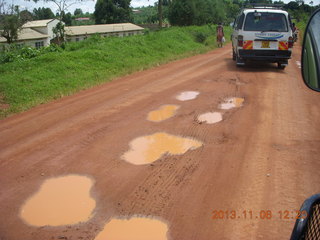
[{"left": 216, "top": 23, "right": 224, "bottom": 48}]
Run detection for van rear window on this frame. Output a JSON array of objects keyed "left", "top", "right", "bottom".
[{"left": 244, "top": 12, "right": 288, "bottom": 32}]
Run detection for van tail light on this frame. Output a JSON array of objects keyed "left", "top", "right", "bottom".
[
  {"left": 288, "top": 36, "right": 294, "bottom": 48},
  {"left": 238, "top": 35, "right": 243, "bottom": 47}
]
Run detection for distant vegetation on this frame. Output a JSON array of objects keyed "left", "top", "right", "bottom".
[
  {"left": 94, "top": 0, "right": 132, "bottom": 24},
  {"left": 0, "top": 25, "right": 231, "bottom": 118},
  {"left": 132, "top": 0, "right": 319, "bottom": 26}
]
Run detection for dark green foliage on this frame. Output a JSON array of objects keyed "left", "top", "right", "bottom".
[
  {"left": 32, "top": 7, "right": 55, "bottom": 20},
  {"left": 168, "top": 0, "right": 196, "bottom": 26},
  {"left": 0, "top": 44, "right": 62, "bottom": 63},
  {"left": 94, "top": 0, "right": 132, "bottom": 24},
  {"left": 62, "top": 11, "right": 72, "bottom": 26},
  {"left": 133, "top": 6, "right": 158, "bottom": 24},
  {"left": 20, "top": 10, "right": 33, "bottom": 22},
  {"left": 193, "top": 32, "right": 208, "bottom": 43},
  {"left": 74, "top": 8, "right": 83, "bottom": 16},
  {"left": 168, "top": 0, "right": 227, "bottom": 26},
  {"left": 52, "top": 21, "right": 65, "bottom": 44},
  {"left": 0, "top": 14, "right": 21, "bottom": 44}
]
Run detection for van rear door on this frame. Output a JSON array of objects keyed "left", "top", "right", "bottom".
[{"left": 243, "top": 12, "right": 291, "bottom": 51}]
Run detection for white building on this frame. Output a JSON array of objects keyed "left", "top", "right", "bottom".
[
  {"left": 65, "top": 23, "right": 144, "bottom": 42},
  {"left": 0, "top": 20, "right": 144, "bottom": 48},
  {"left": 0, "top": 19, "right": 59, "bottom": 48}
]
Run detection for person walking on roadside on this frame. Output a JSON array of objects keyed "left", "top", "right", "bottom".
[{"left": 216, "top": 23, "right": 224, "bottom": 48}]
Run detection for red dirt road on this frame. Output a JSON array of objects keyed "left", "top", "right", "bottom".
[{"left": 1, "top": 44, "right": 320, "bottom": 240}]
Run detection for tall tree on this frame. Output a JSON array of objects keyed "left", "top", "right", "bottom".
[
  {"left": 94, "top": 0, "right": 132, "bottom": 24},
  {"left": 168, "top": 0, "right": 196, "bottom": 26},
  {"left": 20, "top": 9, "right": 33, "bottom": 22},
  {"left": 168, "top": 0, "right": 226, "bottom": 26},
  {"left": 0, "top": 5, "right": 24, "bottom": 44},
  {"left": 158, "top": 0, "right": 163, "bottom": 27},
  {"left": 33, "top": 7, "right": 55, "bottom": 20},
  {"left": 74, "top": 8, "right": 83, "bottom": 15},
  {"left": 62, "top": 11, "right": 72, "bottom": 25}
]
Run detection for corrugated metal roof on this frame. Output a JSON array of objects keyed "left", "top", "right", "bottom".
[
  {"left": 0, "top": 28, "right": 48, "bottom": 43},
  {"left": 22, "top": 19, "right": 55, "bottom": 28},
  {"left": 65, "top": 23, "right": 144, "bottom": 36}
]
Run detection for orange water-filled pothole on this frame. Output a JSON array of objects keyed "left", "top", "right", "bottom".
[
  {"left": 147, "top": 105, "right": 180, "bottom": 122},
  {"left": 176, "top": 91, "right": 200, "bottom": 101},
  {"left": 197, "top": 112, "right": 223, "bottom": 124},
  {"left": 122, "top": 132, "right": 203, "bottom": 165},
  {"left": 20, "top": 175, "right": 96, "bottom": 226},
  {"left": 219, "top": 97, "right": 244, "bottom": 110},
  {"left": 94, "top": 217, "right": 169, "bottom": 240}
]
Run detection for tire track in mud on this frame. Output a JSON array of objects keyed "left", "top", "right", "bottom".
[
  {"left": 0, "top": 51, "right": 229, "bottom": 164},
  {"left": 113, "top": 70, "right": 243, "bottom": 223}
]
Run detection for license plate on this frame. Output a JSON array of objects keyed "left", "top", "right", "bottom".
[{"left": 261, "top": 41, "right": 270, "bottom": 48}]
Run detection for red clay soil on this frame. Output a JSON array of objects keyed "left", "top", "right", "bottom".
[{"left": 1, "top": 43, "right": 320, "bottom": 240}]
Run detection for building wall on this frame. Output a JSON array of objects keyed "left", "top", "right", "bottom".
[
  {"left": 47, "top": 19, "right": 59, "bottom": 41},
  {"left": 0, "top": 38, "right": 48, "bottom": 49},
  {"left": 66, "top": 30, "right": 143, "bottom": 42}
]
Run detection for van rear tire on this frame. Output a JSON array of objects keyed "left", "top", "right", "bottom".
[
  {"left": 236, "top": 56, "right": 245, "bottom": 67},
  {"left": 277, "top": 62, "right": 286, "bottom": 69}
]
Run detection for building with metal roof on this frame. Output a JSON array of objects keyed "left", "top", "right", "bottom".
[
  {"left": 65, "top": 23, "right": 144, "bottom": 42},
  {"left": 0, "top": 20, "right": 144, "bottom": 48}
]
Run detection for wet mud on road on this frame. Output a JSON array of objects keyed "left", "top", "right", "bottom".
[{"left": 0, "top": 44, "right": 320, "bottom": 240}]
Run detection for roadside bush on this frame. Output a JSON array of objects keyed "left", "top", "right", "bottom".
[
  {"left": 19, "top": 47, "right": 41, "bottom": 59},
  {"left": 194, "top": 32, "right": 208, "bottom": 43},
  {"left": 0, "top": 44, "right": 62, "bottom": 64}
]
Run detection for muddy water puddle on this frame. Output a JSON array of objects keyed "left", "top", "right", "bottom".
[
  {"left": 122, "top": 132, "right": 203, "bottom": 165},
  {"left": 20, "top": 175, "right": 96, "bottom": 226},
  {"left": 219, "top": 97, "right": 244, "bottom": 110},
  {"left": 147, "top": 105, "right": 179, "bottom": 122},
  {"left": 197, "top": 112, "right": 223, "bottom": 124},
  {"left": 94, "top": 217, "right": 169, "bottom": 240},
  {"left": 176, "top": 91, "right": 200, "bottom": 101}
]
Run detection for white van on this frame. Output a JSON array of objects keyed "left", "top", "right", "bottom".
[{"left": 231, "top": 6, "right": 294, "bottom": 69}]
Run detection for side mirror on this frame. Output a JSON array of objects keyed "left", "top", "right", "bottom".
[{"left": 301, "top": 8, "right": 320, "bottom": 92}]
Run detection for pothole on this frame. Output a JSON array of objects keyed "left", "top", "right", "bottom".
[
  {"left": 94, "top": 217, "right": 169, "bottom": 240},
  {"left": 176, "top": 91, "right": 200, "bottom": 101},
  {"left": 20, "top": 175, "right": 96, "bottom": 226},
  {"left": 219, "top": 97, "right": 244, "bottom": 110},
  {"left": 197, "top": 112, "right": 223, "bottom": 124},
  {"left": 122, "top": 132, "right": 203, "bottom": 165},
  {"left": 147, "top": 105, "right": 180, "bottom": 122}
]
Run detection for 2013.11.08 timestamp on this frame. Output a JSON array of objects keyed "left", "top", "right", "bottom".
[{"left": 211, "top": 210, "right": 308, "bottom": 220}]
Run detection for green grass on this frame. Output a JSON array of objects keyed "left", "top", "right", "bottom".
[
  {"left": 296, "top": 21, "right": 307, "bottom": 45},
  {"left": 0, "top": 25, "right": 231, "bottom": 118}
]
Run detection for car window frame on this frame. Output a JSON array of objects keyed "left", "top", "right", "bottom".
[
  {"left": 236, "top": 13, "right": 245, "bottom": 30},
  {"left": 243, "top": 12, "right": 289, "bottom": 32}
]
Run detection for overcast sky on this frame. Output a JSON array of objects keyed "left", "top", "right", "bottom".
[
  {"left": 7, "top": 0, "right": 158, "bottom": 13},
  {"left": 6, "top": 0, "right": 320, "bottom": 14}
]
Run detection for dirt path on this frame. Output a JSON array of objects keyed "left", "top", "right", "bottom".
[{"left": 1, "top": 43, "right": 320, "bottom": 240}]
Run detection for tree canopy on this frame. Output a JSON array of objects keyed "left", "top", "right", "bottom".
[
  {"left": 94, "top": 0, "right": 132, "bottom": 24},
  {"left": 168, "top": 0, "right": 226, "bottom": 26},
  {"left": 33, "top": 7, "right": 55, "bottom": 20},
  {"left": 74, "top": 8, "right": 83, "bottom": 16}
]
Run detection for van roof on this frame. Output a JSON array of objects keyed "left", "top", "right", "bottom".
[{"left": 242, "top": 8, "right": 289, "bottom": 15}]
